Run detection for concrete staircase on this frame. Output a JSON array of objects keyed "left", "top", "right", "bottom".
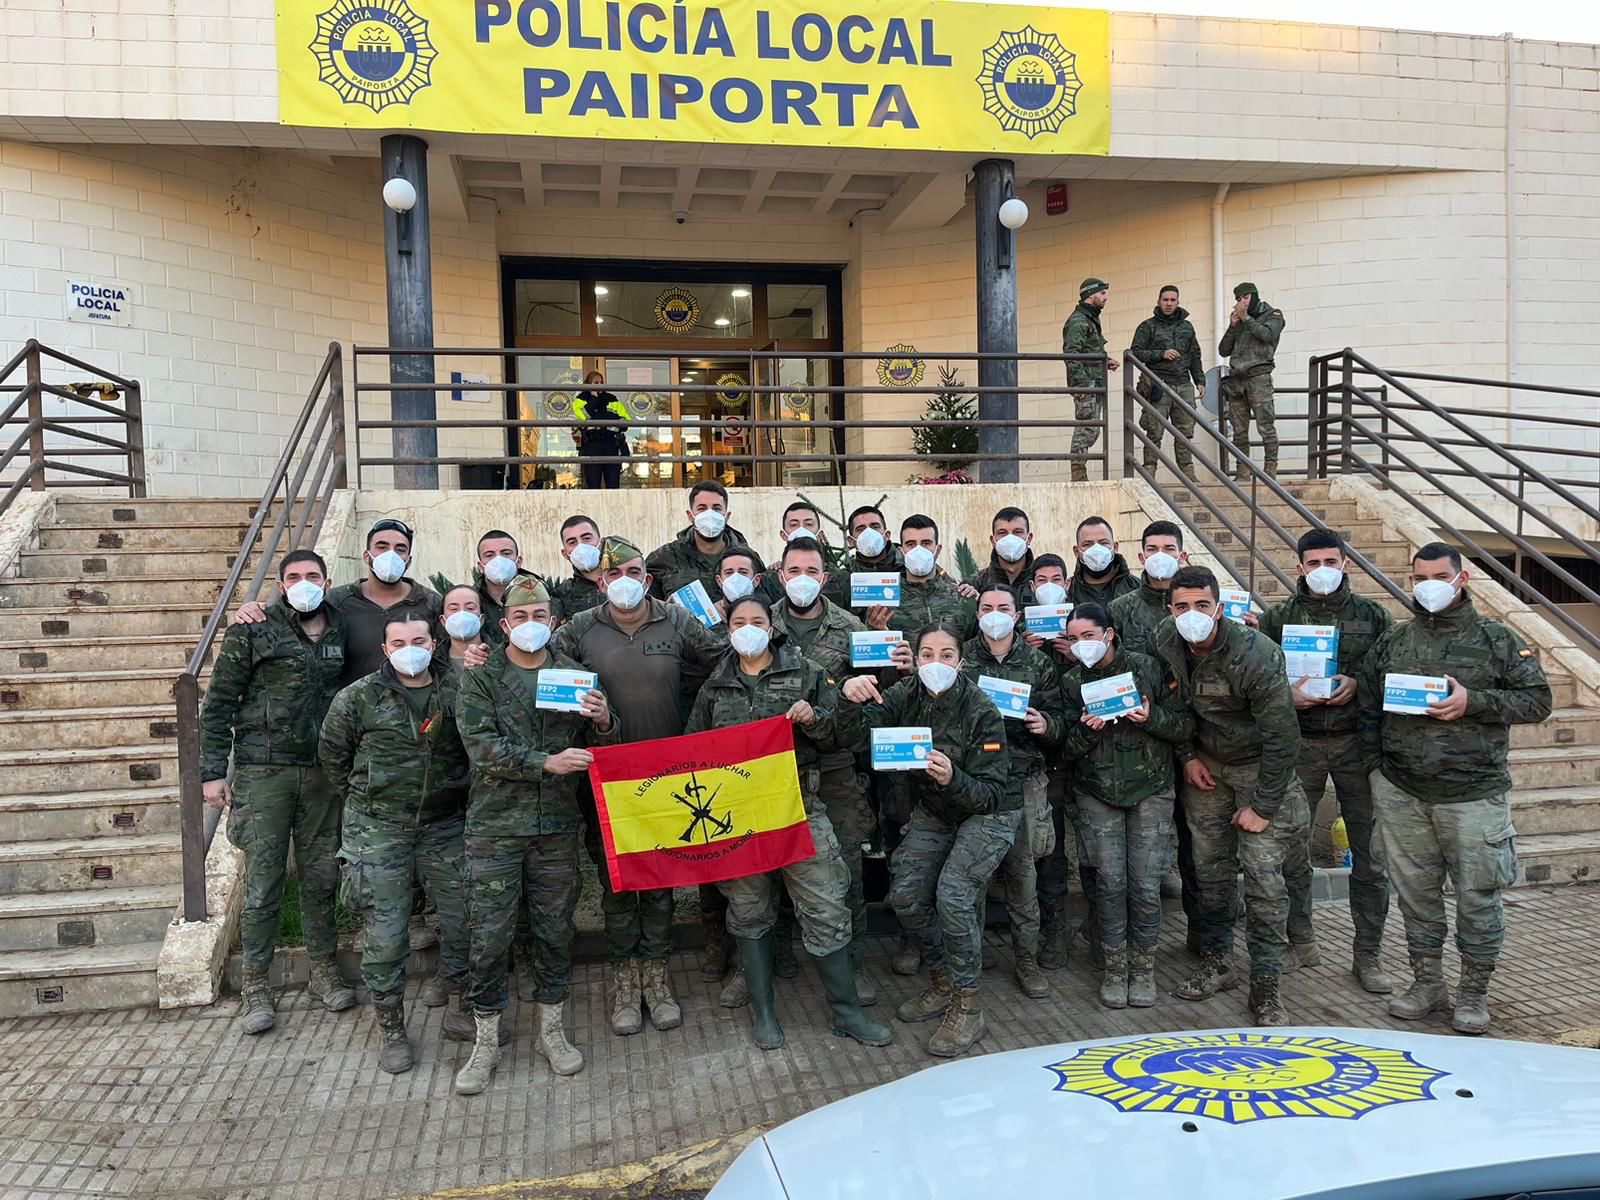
[
  {"left": 1177, "top": 476, "right": 1600, "bottom": 888},
  {"left": 0, "top": 496, "right": 257, "bottom": 1017}
]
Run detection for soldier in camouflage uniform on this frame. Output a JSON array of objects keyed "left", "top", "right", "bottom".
[
  {"left": 318, "top": 616, "right": 472, "bottom": 1074},
  {"left": 1129, "top": 285, "right": 1207, "bottom": 477},
  {"left": 872, "top": 514, "right": 973, "bottom": 636},
  {"left": 553, "top": 514, "right": 608, "bottom": 620},
  {"left": 452, "top": 579, "right": 620, "bottom": 1095},
  {"left": 200, "top": 549, "right": 354, "bottom": 1034},
  {"left": 1218, "top": 282, "right": 1286, "bottom": 479},
  {"left": 961, "top": 584, "right": 1065, "bottom": 1000},
  {"left": 1065, "top": 516, "right": 1139, "bottom": 612},
  {"left": 472, "top": 529, "right": 555, "bottom": 638},
  {"left": 1062, "top": 277, "right": 1119, "bottom": 482},
  {"left": 1152, "top": 566, "right": 1310, "bottom": 1027},
  {"left": 1259, "top": 530, "right": 1394, "bottom": 992},
  {"left": 646, "top": 479, "right": 763, "bottom": 600},
  {"left": 687, "top": 595, "right": 892, "bottom": 1052},
  {"left": 840, "top": 623, "right": 1015, "bottom": 1058},
  {"left": 1359, "top": 543, "right": 1552, "bottom": 1035},
  {"left": 962, "top": 506, "right": 1038, "bottom": 606},
  {"left": 1060, "top": 603, "right": 1191, "bottom": 1009}
]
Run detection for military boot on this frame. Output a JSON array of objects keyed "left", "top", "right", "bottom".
[
  {"left": 734, "top": 934, "right": 784, "bottom": 1050},
  {"left": 1014, "top": 952, "right": 1050, "bottom": 1000},
  {"left": 773, "top": 912, "right": 799, "bottom": 980},
  {"left": 418, "top": 968, "right": 450, "bottom": 1007},
  {"left": 896, "top": 969, "right": 954, "bottom": 1024},
  {"left": 445, "top": 990, "right": 509, "bottom": 1044},
  {"left": 1160, "top": 871, "right": 1183, "bottom": 900},
  {"left": 1286, "top": 939, "right": 1322, "bottom": 971},
  {"left": 1142, "top": 451, "right": 1158, "bottom": 473},
  {"left": 719, "top": 964, "right": 749, "bottom": 1008},
  {"left": 814, "top": 947, "right": 893, "bottom": 1047},
  {"left": 1249, "top": 975, "right": 1289, "bottom": 1026},
  {"left": 536, "top": 1002, "right": 585, "bottom": 1075},
  {"left": 891, "top": 935, "right": 922, "bottom": 977},
  {"left": 926, "top": 986, "right": 984, "bottom": 1058},
  {"left": 513, "top": 940, "right": 537, "bottom": 1003},
  {"left": 308, "top": 956, "right": 356, "bottom": 1013},
  {"left": 1262, "top": 454, "right": 1279, "bottom": 480},
  {"left": 1098, "top": 947, "right": 1129, "bottom": 1009},
  {"left": 1185, "top": 926, "right": 1204, "bottom": 957},
  {"left": 408, "top": 911, "right": 439, "bottom": 951},
  {"left": 240, "top": 967, "right": 276, "bottom": 1035},
  {"left": 1069, "top": 462, "right": 1088, "bottom": 484},
  {"left": 1037, "top": 904, "right": 1066, "bottom": 971},
  {"left": 700, "top": 921, "right": 731, "bottom": 983},
  {"left": 1127, "top": 947, "right": 1158, "bottom": 1008},
  {"left": 1452, "top": 958, "right": 1495, "bottom": 1036},
  {"left": 640, "top": 959, "right": 682, "bottom": 1031},
  {"left": 373, "top": 994, "right": 414, "bottom": 1074},
  {"left": 1389, "top": 950, "right": 1451, "bottom": 1021},
  {"left": 1352, "top": 949, "right": 1394, "bottom": 995},
  {"left": 1075, "top": 911, "right": 1105, "bottom": 970},
  {"left": 452, "top": 1012, "right": 501, "bottom": 1095},
  {"left": 610, "top": 960, "right": 643, "bottom": 1036},
  {"left": 1175, "top": 952, "right": 1238, "bottom": 1000}
]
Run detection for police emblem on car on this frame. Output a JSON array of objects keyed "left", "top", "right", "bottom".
[
  {"left": 310, "top": 0, "right": 436, "bottom": 113},
  {"left": 1046, "top": 1032, "right": 1448, "bottom": 1124},
  {"left": 978, "top": 26, "right": 1082, "bottom": 139}
]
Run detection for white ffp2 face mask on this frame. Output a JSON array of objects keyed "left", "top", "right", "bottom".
[
  {"left": 904, "top": 546, "right": 937, "bottom": 578},
  {"left": 784, "top": 575, "right": 822, "bottom": 608},
  {"left": 1412, "top": 575, "right": 1460, "bottom": 613},
  {"left": 1071, "top": 638, "right": 1109, "bottom": 667},
  {"left": 978, "top": 611, "right": 1015, "bottom": 640},
  {"left": 1175, "top": 610, "right": 1216, "bottom": 644},
  {"left": 784, "top": 528, "right": 817, "bottom": 544},
  {"left": 853, "top": 527, "right": 886, "bottom": 558},
  {"left": 389, "top": 645, "right": 432, "bottom": 677},
  {"left": 918, "top": 661, "right": 959, "bottom": 695},
  {"left": 693, "top": 510, "right": 728, "bottom": 539},
  {"left": 370, "top": 549, "right": 407, "bottom": 584},
  {"left": 284, "top": 581, "right": 324, "bottom": 613},
  {"left": 444, "top": 611, "right": 482, "bottom": 641},
  {"left": 568, "top": 543, "right": 601, "bottom": 573},
  {"left": 994, "top": 534, "right": 1028, "bottom": 563},
  {"left": 1305, "top": 566, "right": 1344, "bottom": 596},
  {"left": 730, "top": 625, "right": 771, "bottom": 658},
  {"left": 1143, "top": 552, "right": 1179, "bottom": 582},
  {"left": 482, "top": 555, "right": 519, "bottom": 586},
  {"left": 1081, "top": 544, "right": 1115, "bottom": 574},
  {"left": 1033, "top": 582, "right": 1067, "bottom": 607},
  {"left": 605, "top": 575, "right": 646, "bottom": 611},
  {"left": 508, "top": 620, "right": 552, "bottom": 653},
  {"left": 720, "top": 572, "right": 755, "bottom": 602}
]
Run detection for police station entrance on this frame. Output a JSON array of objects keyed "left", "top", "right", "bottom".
[{"left": 503, "top": 258, "right": 843, "bottom": 491}]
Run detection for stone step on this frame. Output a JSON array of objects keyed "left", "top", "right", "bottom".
[
  {"left": 0, "top": 942, "right": 161, "bottom": 1019},
  {"left": 0, "top": 742, "right": 178, "bottom": 795},
  {"left": 1514, "top": 830, "right": 1600, "bottom": 887},
  {"left": 1508, "top": 745, "right": 1600, "bottom": 790},
  {"left": 1514, "top": 707, "right": 1600, "bottom": 750},
  {"left": 0, "top": 704, "right": 179, "bottom": 752},
  {"left": 0, "top": 604, "right": 217, "bottom": 640},
  {"left": 0, "top": 574, "right": 226, "bottom": 609},
  {"left": 0, "top": 884, "right": 178, "bottom": 951},
  {"left": 1183, "top": 499, "right": 1373, "bottom": 531},
  {"left": 0, "top": 832, "right": 180, "bottom": 893},
  {"left": 0, "top": 635, "right": 205, "bottom": 674},
  {"left": 0, "top": 786, "right": 180, "bottom": 841},
  {"left": 51, "top": 497, "right": 305, "bottom": 525},
  {"left": 11, "top": 548, "right": 247, "bottom": 579},
  {"left": 1510, "top": 786, "right": 1600, "bottom": 837},
  {"left": 37, "top": 522, "right": 252, "bottom": 553},
  {"left": 1203, "top": 535, "right": 1414, "bottom": 573},
  {"left": 0, "top": 668, "right": 206, "bottom": 711}
]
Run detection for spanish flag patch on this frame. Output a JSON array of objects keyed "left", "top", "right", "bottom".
[
  {"left": 1519, "top": 648, "right": 1533, "bottom": 657},
  {"left": 983, "top": 742, "right": 1002, "bottom": 752}
]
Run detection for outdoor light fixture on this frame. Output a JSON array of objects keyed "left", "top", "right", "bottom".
[
  {"left": 383, "top": 176, "right": 418, "bottom": 254},
  {"left": 997, "top": 190, "right": 1028, "bottom": 269}
]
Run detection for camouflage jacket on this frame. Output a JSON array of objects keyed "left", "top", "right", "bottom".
[
  {"left": 1061, "top": 648, "right": 1191, "bottom": 808},
  {"left": 1260, "top": 578, "right": 1393, "bottom": 738},
  {"left": 960, "top": 634, "right": 1065, "bottom": 777},
  {"left": 840, "top": 673, "right": 1014, "bottom": 821},
  {"left": 889, "top": 570, "right": 974, "bottom": 636},
  {"left": 473, "top": 565, "right": 554, "bottom": 644},
  {"left": 963, "top": 555, "right": 1037, "bottom": 608},
  {"left": 199, "top": 598, "right": 348, "bottom": 780},
  {"left": 770, "top": 598, "right": 869, "bottom": 767},
  {"left": 457, "top": 646, "right": 621, "bottom": 838},
  {"left": 1107, "top": 577, "right": 1171, "bottom": 658},
  {"left": 1218, "top": 298, "right": 1285, "bottom": 378},
  {"left": 552, "top": 570, "right": 607, "bottom": 621},
  {"left": 318, "top": 661, "right": 470, "bottom": 829},
  {"left": 1358, "top": 592, "right": 1552, "bottom": 803},
  {"left": 687, "top": 645, "right": 845, "bottom": 812},
  {"left": 1062, "top": 301, "right": 1107, "bottom": 392},
  {"left": 1067, "top": 555, "right": 1139, "bottom": 609},
  {"left": 647, "top": 525, "right": 761, "bottom": 601},
  {"left": 1130, "top": 306, "right": 1206, "bottom": 387},
  {"left": 1152, "top": 615, "right": 1302, "bottom": 818}
]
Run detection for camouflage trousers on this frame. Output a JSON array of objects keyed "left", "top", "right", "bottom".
[
  {"left": 339, "top": 806, "right": 470, "bottom": 1001},
  {"left": 1037, "top": 766, "right": 1096, "bottom": 920},
  {"left": 1139, "top": 378, "right": 1197, "bottom": 473},
  {"left": 890, "top": 806, "right": 1020, "bottom": 988},
  {"left": 581, "top": 782, "right": 673, "bottom": 963},
  {"left": 1079, "top": 790, "right": 1176, "bottom": 951},
  {"left": 1370, "top": 773, "right": 1517, "bottom": 966},
  {"left": 227, "top": 764, "right": 340, "bottom": 972},
  {"left": 465, "top": 830, "right": 582, "bottom": 1012},
  {"left": 721, "top": 802, "right": 851, "bottom": 957},
  {"left": 1287, "top": 732, "right": 1390, "bottom": 952},
  {"left": 1183, "top": 756, "right": 1310, "bottom": 978},
  {"left": 821, "top": 759, "right": 875, "bottom": 960},
  {"left": 1223, "top": 371, "right": 1278, "bottom": 470},
  {"left": 1069, "top": 393, "right": 1103, "bottom": 479},
  {"left": 995, "top": 771, "right": 1050, "bottom": 956}
]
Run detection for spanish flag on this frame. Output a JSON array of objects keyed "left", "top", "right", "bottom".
[{"left": 586, "top": 716, "right": 815, "bottom": 892}]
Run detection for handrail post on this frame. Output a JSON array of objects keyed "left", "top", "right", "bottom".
[
  {"left": 1307, "top": 356, "right": 1323, "bottom": 478},
  {"left": 330, "top": 349, "right": 348, "bottom": 490},
  {"left": 125, "top": 381, "right": 146, "bottom": 497},
  {"left": 1339, "top": 351, "right": 1354, "bottom": 472},
  {"left": 175, "top": 674, "right": 208, "bottom": 922},
  {"left": 1121, "top": 353, "right": 1137, "bottom": 479},
  {"left": 25, "top": 346, "right": 43, "bottom": 491}
]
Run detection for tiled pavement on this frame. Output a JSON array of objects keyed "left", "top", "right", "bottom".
[{"left": 4, "top": 886, "right": 1600, "bottom": 1200}]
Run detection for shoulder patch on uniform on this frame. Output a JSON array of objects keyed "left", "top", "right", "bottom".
[{"left": 983, "top": 742, "right": 1002, "bottom": 752}]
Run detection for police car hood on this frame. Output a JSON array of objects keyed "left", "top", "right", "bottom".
[{"left": 710, "top": 1027, "right": 1600, "bottom": 1200}]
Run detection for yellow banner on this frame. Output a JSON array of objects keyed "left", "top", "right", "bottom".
[{"left": 275, "top": 0, "right": 1110, "bottom": 155}]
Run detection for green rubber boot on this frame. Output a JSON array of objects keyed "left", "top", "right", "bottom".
[
  {"left": 813, "top": 947, "right": 892, "bottom": 1047},
  {"left": 734, "top": 933, "right": 785, "bottom": 1051}
]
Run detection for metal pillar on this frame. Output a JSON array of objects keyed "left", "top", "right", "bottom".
[
  {"left": 381, "top": 133, "right": 438, "bottom": 490},
  {"left": 973, "top": 158, "right": 1019, "bottom": 483}
]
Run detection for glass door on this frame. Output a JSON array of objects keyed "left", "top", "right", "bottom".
[{"left": 677, "top": 357, "right": 753, "bottom": 489}]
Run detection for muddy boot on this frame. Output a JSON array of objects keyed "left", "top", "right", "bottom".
[
  {"left": 1142, "top": 452, "right": 1158, "bottom": 473},
  {"left": 240, "top": 967, "right": 276, "bottom": 1035},
  {"left": 1075, "top": 912, "right": 1105, "bottom": 970},
  {"left": 1249, "top": 974, "right": 1289, "bottom": 1026},
  {"left": 773, "top": 912, "right": 799, "bottom": 980},
  {"left": 1175, "top": 952, "right": 1239, "bottom": 1001},
  {"left": 700, "top": 921, "right": 731, "bottom": 983},
  {"left": 513, "top": 940, "right": 537, "bottom": 1003},
  {"left": 1160, "top": 871, "right": 1183, "bottom": 900},
  {"left": 1127, "top": 947, "right": 1158, "bottom": 1008},
  {"left": 1014, "top": 952, "right": 1050, "bottom": 1000},
  {"left": 891, "top": 936, "right": 922, "bottom": 977},
  {"left": 307, "top": 956, "right": 356, "bottom": 1013},
  {"left": 1352, "top": 949, "right": 1394, "bottom": 995},
  {"left": 640, "top": 959, "right": 682, "bottom": 1031},
  {"left": 1098, "top": 947, "right": 1129, "bottom": 1010},
  {"left": 1287, "top": 939, "right": 1322, "bottom": 971},
  {"left": 408, "top": 911, "right": 439, "bottom": 951},
  {"left": 418, "top": 968, "right": 450, "bottom": 1007},
  {"left": 926, "top": 986, "right": 984, "bottom": 1058},
  {"left": 1069, "top": 461, "right": 1088, "bottom": 484},
  {"left": 1262, "top": 455, "right": 1279, "bottom": 480},
  {"left": 896, "top": 968, "right": 953, "bottom": 1024},
  {"left": 374, "top": 994, "right": 413, "bottom": 1074},
  {"left": 1452, "top": 958, "right": 1494, "bottom": 1036},
  {"left": 610, "top": 960, "right": 643, "bottom": 1036},
  {"left": 453, "top": 1012, "right": 501, "bottom": 1095},
  {"left": 536, "top": 1001, "right": 584, "bottom": 1075},
  {"left": 1389, "top": 951, "right": 1451, "bottom": 1021},
  {"left": 814, "top": 947, "right": 892, "bottom": 1047},
  {"left": 719, "top": 964, "right": 749, "bottom": 1008},
  {"left": 1037, "top": 904, "right": 1066, "bottom": 971},
  {"left": 734, "top": 934, "right": 784, "bottom": 1050},
  {"left": 444, "top": 989, "right": 509, "bottom": 1044}
]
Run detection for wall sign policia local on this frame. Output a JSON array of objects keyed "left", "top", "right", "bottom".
[
  {"left": 653, "top": 287, "right": 701, "bottom": 333},
  {"left": 877, "top": 344, "right": 925, "bottom": 389},
  {"left": 1046, "top": 1033, "right": 1449, "bottom": 1125},
  {"left": 280, "top": 0, "right": 1110, "bottom": 156}
]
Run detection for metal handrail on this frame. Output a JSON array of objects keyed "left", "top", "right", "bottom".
[{"left": 172, "top": 343, "right": 347, "bottom": 923}]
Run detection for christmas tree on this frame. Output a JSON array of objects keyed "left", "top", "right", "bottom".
[{"left": 910, "top": 365, "right": 979, "bottom": 475}]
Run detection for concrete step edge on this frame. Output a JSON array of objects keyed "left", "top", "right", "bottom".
[
  {"left": 0, "top": 883, "right": 180, "bottom": 917},
  {"left": 0, "top": 636, "right": 198, "bottom": 651},
  {"left": 1509, "top": 745, "right": 1600, "bottom": 763},
  {"left": 0, "top": 704, "right": 175, "bottom": 723},
  {"left": 0, "top": 742, "right": 178, "bottom": 765},
  {"left": 0, "top": 669, "right": 196, "bottom": 684},
  {"left": 0, "top": 941, "right": 163, "bottom": 981},
  {"left": 1512, "top": 785, "right": 1600, "bottom": 804},
  {"left": 0, "top": 833, "right": 178, "bottom": 861},
  {"left": 0, "top": 786, "right": 181, "bottom": 812}
]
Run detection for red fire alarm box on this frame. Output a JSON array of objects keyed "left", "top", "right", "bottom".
[{"left": 1046, "top": 183, "right": 1069, "bottom": 215}]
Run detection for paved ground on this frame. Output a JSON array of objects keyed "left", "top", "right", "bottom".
[{"left": 4, "top": 886, "right": 1600, "bottom": 1200}]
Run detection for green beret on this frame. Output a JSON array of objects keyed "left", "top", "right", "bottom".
[
  {"left": 502, "top": 578, "right": 550, "bottom": 607},
  {"left": 1233, "top": 282, "right": 1258, "bottom": 299},
  {"left": 1079, "top": 277, "right": 1109, "bottom": 297},
  {"left": 600, "top": 536, "right": 644, "bottom": 571}
]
